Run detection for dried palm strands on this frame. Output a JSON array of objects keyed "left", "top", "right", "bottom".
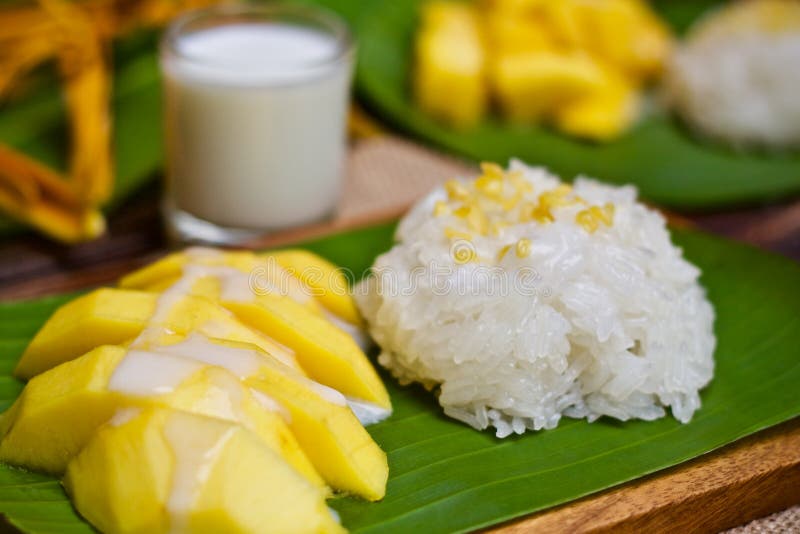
[
  {"left": 0, "top": 0, "right": 221, "bottom": 80},
  {"left": 0, "top": 144, "right": 105, "bottom": 243},
  {"left": 0, "top": 38, "right": 56, "bottom": 98},
  {"left": 41, "top": 0, "right": 114, "bottom": 206},
  {"left": 0, "top": 0, "right": 109, "bottom": 242},
  {"left": 0, "top": 0, "right": 220, "bottom": 243}
]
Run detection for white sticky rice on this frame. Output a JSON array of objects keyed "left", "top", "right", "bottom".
[
  {"left": 664, "top": 0, "right": 800, "bottom": 149},
  {"left": 355, "top": 161, "right": 716, "bottom": 437}
]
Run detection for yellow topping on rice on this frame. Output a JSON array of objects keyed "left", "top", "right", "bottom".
[
  {"left": 444, "top": 227, "right": 473, "bottom": 241},
  {"left": 479, "top": 161, "right": 504, "bottom": 178},
  {"left": 445, "top": 179, "right": 470, "bottom": 201},
  {"left": 433, "top": 200, "right": 451, "bottom": 216},
  {"left": 515, "top": 238, "right": 532, "bottom": 258},
  {"left": 575, "top": 203, "right": 615, "bottom": 233},
  {"left": 489, "top": 220, "right": 511, "bottom": 236},
  {"left": 497, "top": 243, "right": 512, "bottom": 261},
  {"left": 441, "top": 162, "right": 616, "bottom": 262}
]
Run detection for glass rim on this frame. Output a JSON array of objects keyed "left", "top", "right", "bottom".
[{"left": 160, "top": 2, "right": 354, "bottom": 77}]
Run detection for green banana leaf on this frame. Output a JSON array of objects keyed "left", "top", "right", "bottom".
[
  {"left": 1, "top": 222, "right": 799, "bottom": 533},
  {"left": 353, "top": 0, "right": 800, "bottom": 210}
]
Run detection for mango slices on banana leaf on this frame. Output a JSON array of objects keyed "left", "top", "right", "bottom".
[
  {"left": 4, "top": 247, "right": 391, "bottom": 530},
  {"left": 413, "top": 0, "right": 672, "bottom": 140}
]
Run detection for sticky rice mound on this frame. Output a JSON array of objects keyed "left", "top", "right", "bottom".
[
  {"left": 355, "top": 161, "right": 716, "bottom": 437},
  {"left": 665, "top": 0, "right": 800, "bottom": 149}
]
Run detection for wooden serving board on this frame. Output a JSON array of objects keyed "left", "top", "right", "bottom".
[{"left": 0, "top": 136, "right": 798, "bottom": 533}]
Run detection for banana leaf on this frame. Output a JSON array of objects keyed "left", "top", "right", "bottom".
[
  {"left": 0, "top": 222, "right": 799, "bottom": 533},
  {"left": 353, "top": 0, "right": 800, "bottom": 209}
]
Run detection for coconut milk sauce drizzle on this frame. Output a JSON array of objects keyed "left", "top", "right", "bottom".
[
  {"left": 107, "top": 351, "right": 205, "bottom": 396},
  {"left": 156, "top": 332, "right": 345, "bottom": 409},
  {"left": 164, "top": 414, "right": 236, "bottom": 533},
  {"left": 129, "top": 255, "right": 297, "bottom": 367},
  {"left": 184, "top": 246, "right": 313, "bottom": 304},
  {"left": 120, "top": 252, "right": 387, "bottom": 423}
]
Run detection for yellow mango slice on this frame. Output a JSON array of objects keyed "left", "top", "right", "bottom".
[
  {"left": 541, "top": 0, "right": 671, "bottom": 82},
  {"left": 147, "top": 363, "right": 325, "bottom": 492},
  {"left": 65, "top": 408, "right": 172, "bottom": 534},
  {"left": 414, "top": 1, "right": 487, "bottom": 128},
  {"left": 540, "top": 0, "right": 583, "bottom": 49},
  {"left": 492, "top": 51, "right": 605, "bottom": 122},
  {"left": 267, "top": 249, "right": 362, "bottom": 326},
  {"left": 121, "top": 248, "right": 369, "bottom": 350},
  {"left": 155, "top": 334, "right": 388, "bottom": 501},
  {"left": 479, "top": 0, "right": 549, "bottom": 15},
  {"left": 16, "top": 289, "right": 153, "bottom": 379},
  {"left": 64, "top": 408, "right": 342, "bottom": 534},
  {"left": 248, "top": 371, "right": 388, "bottom": 501},
  {"left": 0, "top": 344, "right": 323, "bottom": 492},
  {"left": 484, "top": 12, "right": 553, "bottom": 56},
  {"left": 118, "top": 252, "right": 185, "bottom": 290},
  {"left": 555, "top": 72, "right": 641, "bottom": 141},
  {"left": 589, "top": 0, "right": 670, "bottom": 81},
  {"left": 15, "top": 288, "right": 295, "bottom": 379},
  {"left": 225, "top": 294, "right": 390, "bottom": 409},
  {"left": 0, "top": 345, "right": 128, "bottom": 473}
]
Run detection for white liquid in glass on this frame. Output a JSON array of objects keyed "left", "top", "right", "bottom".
[{"left": 162, "top": 21, "right": 351, "bottom": 230}]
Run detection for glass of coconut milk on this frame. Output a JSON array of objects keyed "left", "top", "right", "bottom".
[{"left": 160, "top": 3, "right": 354, "bottom": 244}]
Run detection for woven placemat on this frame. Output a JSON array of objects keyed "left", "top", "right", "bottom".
[
  {"left": 340, "top": 136, "right": 473, "bottom": 221},
  {"left": 724, "top": 505, "right": 800, "bottom": 533}
]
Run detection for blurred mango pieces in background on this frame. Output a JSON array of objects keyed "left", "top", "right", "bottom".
[
  {"left": 413, "top": 2, "right": 488, "bottom": 129},
  {"left": 413, "top": 0, "right": 672, "bottom": 140}
]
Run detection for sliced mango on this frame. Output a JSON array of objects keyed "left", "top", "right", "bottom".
[
  {"left": 64, "top": 408, "right": 342, "bottom": 534},
  {"left": 412, "top": 0, "right": 669, "bottom": 140},
  {"left": 15, "top": 288, "right": 295, "bottom": 379},
  {"left": 121, "top": 254, "right": 388, "bottom": 408},
  {"left": 492, "top": 51, "right": 605, "bottom": 122},
  {"left": 225, "top": 294, "right": 390, "bottom": 409},
  {"left": 157, "top": 335, "right": 389, "bottom": 501},
  {"left": 414, "top": 0, "right": 487, "bottom": 128},
  {"left": 15, "top": 288, "right": 154, "bottom": 379},
  {"left": 484, "top": 11, "right": 553, "bottom": 56},
  {"left": 0, "top": 344, "right": 323, "bottom": 492},
  {"left": 0, "top": 345, "right": 128, "bottom": 473},
  {"left": 118, "top": 252, "right": 186, "bottom": 290},
  {"left": 119, "top": 248, "right": 320, "bottom": 312},
  {"left": 576, "top": 0, "right": 672, "bottom": 82},
  {"left": 122, "top": 248, "right": 368, "bottom": 349},
  {"left": 18, "top": 284, "right": 387, "bottom": 408},
  {"left": 152, "top": 364, "right": 324, "bottom": 492},
  {"left": 267, "top": 249, "right": 362, "bottom": 326},
  {"left": 554, "top": 71, "right": 641, "bottom": 141},
  {"left": 248, "top": 371, "right": 388, "bottom": 501}
]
